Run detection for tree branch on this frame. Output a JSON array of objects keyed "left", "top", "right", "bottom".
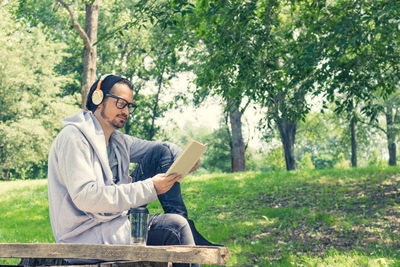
[
  {"left": 358, "top": 117, "right": 387, "bottom": 134},
  {"left": 57, "top": 0, "right": 92, "bottom": 49},
  {"left": 240, "top": 97, "right": 252, "bottom": 114}
]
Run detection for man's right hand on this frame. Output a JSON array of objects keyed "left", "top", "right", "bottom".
[{"left": 151, "top": 173, "right": 182, "bottom": 195}]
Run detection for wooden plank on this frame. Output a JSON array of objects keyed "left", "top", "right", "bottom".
[
  {"left": 0, "top": 244, "right": 229, "bottom": 265},
  {"left": 96, "top": 261, "right": 169, "bottom": 267},
  {"left": 17, "top": 259, "right": 169, "bottom": 267}
]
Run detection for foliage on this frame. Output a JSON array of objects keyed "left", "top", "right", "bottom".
[
  {"left": 102, "top": 1, "right": 190, "bottom": 140},
  {"left": 333, "top": 153, "right": 351, "bottom": 169},
  {"left": 14, "top": 0, "right": 84, "bottom": 96},
  {"left": 124, "top": 93, "right": 169, "bottom": 140},
  {"left": 296, "top": 110, "right": 386, "bottom": 169},
  {"left": 298, "top": 152, "right": 315, "bottom": 170},
  {"left": 245, "top": 148, "right": 262, "bottom": 172},
  {"left": 2, "top": 167, "right": 400, "bottom": 266},
  {"left": 201, "top": 127, "right": 232, "bottom": 173},
  {"left": 0, "top": 4, "right": 79, "bottom": 180},
  {"left": 368, "top": 150, "right": 386, "bottom": 167},
  {"left": 166, "top": 122, "right": 232, "bottom": 173},
  {"left": 318, "top": 0, "right": 400, "bottom": 116},
  {"left": 312, "top": 153, "right": 335, "bottom": 170},
  {"left": 14, "top": 0, "right": 189, "bottom": 141},
  {"left": 7, "top": 0, "right": 400, "bottom": 176},
  {"left": 262, "top": 146, "right": 286, "bottom": 171},
  {"left": 189, "top": 0, "right": 261, "bottom": 100}
]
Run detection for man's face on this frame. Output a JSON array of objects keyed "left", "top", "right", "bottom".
[{"left": 98, "top": 83, "right": 134, "bottom": 129}]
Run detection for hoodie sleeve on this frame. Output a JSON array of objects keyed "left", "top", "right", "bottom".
[
  {"left": 125, "top": 135, "right": 182, "bottom": 163},
  {"left": 57, "top": 127, "right": 158, "bottom": 215}
]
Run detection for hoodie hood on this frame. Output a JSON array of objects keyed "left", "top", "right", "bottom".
[{"left": 62, "top": 110, "right": 113, "bottom": 185}]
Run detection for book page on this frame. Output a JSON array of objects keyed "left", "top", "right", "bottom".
[{"left": 166, "top": 139, "right": 207, "bottom": 181}]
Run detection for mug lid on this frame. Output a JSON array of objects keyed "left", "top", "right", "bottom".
[{"left": 130, "top": 207, "right": 149, "bottom": 214}]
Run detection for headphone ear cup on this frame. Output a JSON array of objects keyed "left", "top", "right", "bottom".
[{"left": 92, "top": 90, "right": 104, "bottom": 106}]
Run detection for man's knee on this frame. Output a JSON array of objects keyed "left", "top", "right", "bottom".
[
  {"left": 165, "top": 214, "right": 194, "bottom": 245},
  {"left": 131, "top": 143, "right": 173, "bottom": 180},
  {"left": 148, "top": 214, "right": 194, "bottom": 246},
  {"left": 165, "top": 214, "right": 190, "bottom": 231},
  {"left": 147, "top": 144, "right": 173, "bottom": 169},
  {"left": 148, "top": 143, "right": 169, "bottom": 157}
]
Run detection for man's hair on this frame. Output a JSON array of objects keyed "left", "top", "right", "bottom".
[
  {"left": 114, "top": 78, "right": 134, "bottom": 91},
  {"left": 86, "top": 75, "right": 133, "bottom": 112}
]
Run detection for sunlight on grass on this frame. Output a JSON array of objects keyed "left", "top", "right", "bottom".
[
  {"left": 0, "top": 179, "right": 47, "bottom": 195},
  {"left": 296, "top": 250, "right": 396, "bottom": 267}
]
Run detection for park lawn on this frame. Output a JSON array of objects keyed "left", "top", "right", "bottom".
[{"left": 0, "top": 167, "right": 399, "bottom": 266}]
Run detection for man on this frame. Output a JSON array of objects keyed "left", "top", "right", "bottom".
[{"left": 47, "top": 75, "right": 214, "bottom": 265}]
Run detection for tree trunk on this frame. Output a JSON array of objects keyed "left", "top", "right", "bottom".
[
  {"left": 385, "top": 106, "right": 397, "bottom": 166},
  {"left": 0, "top": 145, "right": 8, "bottom": 180},
  {"left": 277, "top": 119, "right": 297, "bottom": 171},
  {"left": 124, "top": 86, "right": 141, "bottom": 135},
  {"left": 58, "top": 0, "right": 99, "bottom": 109},
  {"left": 228, "top": 99, "right": 246, "bottom": 172},
  {"left": 81, "top": 2, "right": 98, "bottom": 109},
  {"left": 350, "top": 115, "right": 357, "bottom": 167},
  {"left": 148, "top": 64, "right": 165, "bottom": 141},
  {"left": 2, "top": 169, "right": 9, "bottom": 181}
]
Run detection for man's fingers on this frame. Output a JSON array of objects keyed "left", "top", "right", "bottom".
[
  {"left": 167, "top": 173, "right": 182, "bottom": 182},
  {"left": 190, "top": 159, "right": 201, "bottom": 173},
  {"left": 166, "top": 173, "right": 180, "bottom": 179}
]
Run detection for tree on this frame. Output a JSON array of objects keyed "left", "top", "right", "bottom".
[
  {"left": 187, "top": 0, "right": 272, "bottom": 172},
  {"left": 56, "top": 0, "right": 98, "bottom": 108},
  {"left": 0, "top": 3, "right": 78, "bottom": 180},
  {"left": 362, "top": 92, "right": 400, "bottom": 166},
  {"left": 317, "top": 0, "right": 400, "bottom": 167},
  {"left": 107, "top": 1, "right": 189, "bottom": 140},
  {"left": 384, "top": 96, "right": 400, "bottom": 166},
  {"left": 253, "top": 0, "right": 325, "bottom": 170},
  {"left": 202, "top": 126, "right": 232, "bottom": 173},
  {"left": 295, "top": 109, "right": 385, "bottom": 169},
  {"left": 119, "top": 0, "right": 251, "bottom": 171},
  {"left": 16, "top": 0, "right": 184, "bottom": 140},
  {"left": 16, "top": 0, "right": 101, "bottom": 108}
]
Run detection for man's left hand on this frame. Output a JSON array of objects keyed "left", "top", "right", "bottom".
[{"left": 189, "top": 159, "right": 201, "bottom": 173}]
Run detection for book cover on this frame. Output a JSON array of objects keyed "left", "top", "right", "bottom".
[{"left": 166, "top": 139, "right": 207, "bottom": 181}]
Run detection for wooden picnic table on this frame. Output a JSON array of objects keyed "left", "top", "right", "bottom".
[{"left": 0, "top": 243, "right": 229, "bottom": 266}]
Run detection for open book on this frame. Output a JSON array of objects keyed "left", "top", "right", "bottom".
[{"left": 166, "top": 139, "right": 207, "bottom": 181}]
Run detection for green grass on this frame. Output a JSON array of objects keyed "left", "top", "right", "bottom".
[{"left": 1, "top": 166, "right": 400, "bottom": 266}]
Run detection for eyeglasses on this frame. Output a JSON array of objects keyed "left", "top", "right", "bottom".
[{"left": 106, "top": 93, "right": 137, "bottom": 112}]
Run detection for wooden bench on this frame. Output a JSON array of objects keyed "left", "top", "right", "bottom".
[{"left": 0, "top": 243, "right": 230, "bottom": 266}]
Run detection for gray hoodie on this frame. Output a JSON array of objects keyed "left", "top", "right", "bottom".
[{"left": 47, "top": 110, "right": 180, "bottom": 244}]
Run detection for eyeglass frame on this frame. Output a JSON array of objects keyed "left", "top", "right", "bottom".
[{"left": 105, "top": 93, "right": 137, "bottom": 112}]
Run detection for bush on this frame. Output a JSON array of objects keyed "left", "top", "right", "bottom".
[
  {"left": 312, "top": 153, "right": 335, "bottom": 169},
  {"left": 299, "top": 152, "right": 315, "bottom": 170},
  {"left": 262, "top": 147, "right": 286, "bottom": 171},
  {"left": 368, "top": 150, "right": 386, "bottom": 167},
  {"left": 334, "top": 153, "right": 351, "bottom": 169}
]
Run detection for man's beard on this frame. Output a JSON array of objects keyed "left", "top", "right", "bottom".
[{"left": 100, "top": 108, "right": 127, "bottom": 129}]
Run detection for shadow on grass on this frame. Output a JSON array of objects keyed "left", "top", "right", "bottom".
[
  {"left": 252, "top": 172, "right": 400, "bottom": 263},
  {"left": 185, "top": 169, "right": 400, "bottom": 266}
]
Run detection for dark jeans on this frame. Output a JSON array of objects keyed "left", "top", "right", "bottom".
[
  {"left": 147, "top": 214, "right": 195, "bottom": 246},
  {"left": 132, "top": 144, "right": 200, "bottom": 267},
  {"left": 131, "top": 143, "right": 188, "bottom": 218}
]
